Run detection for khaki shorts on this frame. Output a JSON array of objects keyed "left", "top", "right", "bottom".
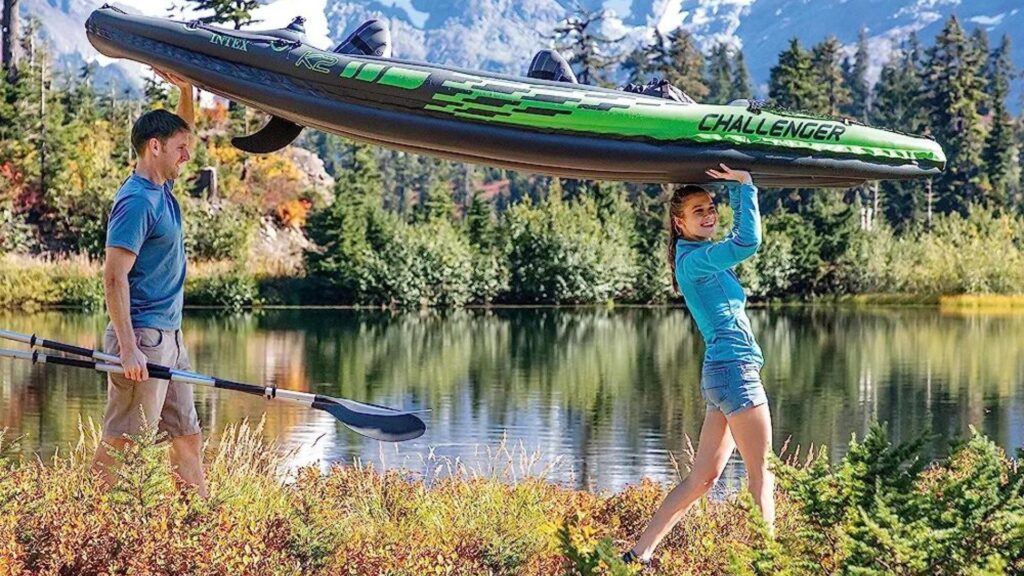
[{"left": 101, "top": 325, "right": 201, "bottom": 440}]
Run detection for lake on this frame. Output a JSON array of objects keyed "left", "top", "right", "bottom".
[{"left": 1, "top": 306, "right": 1022, "bottom": 492}]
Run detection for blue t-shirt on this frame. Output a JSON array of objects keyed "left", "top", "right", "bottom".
[
  {"left": 675, "top": 182, "right": 764, "bottom": 367},
  {"left": 105, "top": 173, "right": 186, "bottom": 330}
]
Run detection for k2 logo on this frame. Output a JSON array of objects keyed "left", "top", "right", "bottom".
[{"left": 295, "top": 51, "right": 339, "bottom": 74}]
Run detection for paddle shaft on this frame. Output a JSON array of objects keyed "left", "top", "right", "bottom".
[
  {"left": 0, "top": 346, "right": 314, "bottom": 407},
  {"left": 0, "top": 329, "right": 317, "bottom": 404},
  {"left": 1, "top": 328, "right": 238, "bottom": 387}
]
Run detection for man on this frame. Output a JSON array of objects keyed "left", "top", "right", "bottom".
[{"left": 90, "top": 70, "right": 207, "bottom": 497}]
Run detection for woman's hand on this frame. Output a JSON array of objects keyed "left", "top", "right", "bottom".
[{"left": 706, "top": 163, "right": 753, "bottom": 185}]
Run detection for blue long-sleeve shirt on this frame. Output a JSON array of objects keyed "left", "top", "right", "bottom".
[{"left": 675, "top": 182, "right": 764, "bottom": 366}]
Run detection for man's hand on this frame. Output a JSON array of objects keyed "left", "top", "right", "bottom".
[
  {"left": 153, "top": 68, "right": 191, "bottom": 91},
  {"left": 706, "top": 163, "right": 753, "bottom": 185},
  {"left": 120, "top": 343, "right": 150, "bottom": 382}
]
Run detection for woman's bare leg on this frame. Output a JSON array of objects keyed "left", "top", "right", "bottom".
[
  {"left": 629, "top": 408, "right": 735, "bottom": 560},
  {"left": 726, "top": 403, "right": 775, "bottom": 532}
]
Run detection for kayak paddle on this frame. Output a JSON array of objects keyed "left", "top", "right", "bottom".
[{"left": 0, "top": 329, "right": 426, "bottom": 442}]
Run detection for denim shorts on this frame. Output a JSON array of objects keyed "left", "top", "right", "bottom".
[{"left": 700, "top": 361, "right": 768, "bottom": 416}]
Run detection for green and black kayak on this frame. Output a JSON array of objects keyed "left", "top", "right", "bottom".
[{"left": 85, "top": 5, "right": 945, "bottom": 188}]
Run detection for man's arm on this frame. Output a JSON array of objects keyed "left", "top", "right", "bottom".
[
  {"left": 176, "top": 81, "right": 195, "bottom": 128},
  {"left": 154, "top": 69, "right": 195, "bottom": 127},
  {"left": 104, "top": 247, "right": 149, "bottom": 382}
]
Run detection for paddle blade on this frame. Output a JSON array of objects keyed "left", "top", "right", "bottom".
[{"left": 311, "top": 396, "right": 426, "bottom": 442}]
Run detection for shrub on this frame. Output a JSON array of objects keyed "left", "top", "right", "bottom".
[
  {"left": 398, "top": 218, "right": 477, "bottom": 307},
  {"left": 185, "top": 262, "right": 261, "bottom": 311},
  {"left": 0, "top": 255, "right": 102, "bottom": 310},
  {"left": 0, "top": 205, "right": 35, "bottom": 254},
  {"left": 182, "top": 198, "right": 259, "bottom": 262},
  {"left": 503, "top": 195, "right": 637, "bottom": 304}
]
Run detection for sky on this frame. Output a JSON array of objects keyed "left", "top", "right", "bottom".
[{"left": 119, "top": 0, "right": 334, "bottom": 49}]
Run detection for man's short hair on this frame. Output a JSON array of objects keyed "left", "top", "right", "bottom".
[{"left": 131, "top": 109, "right": 190, "bottom": 156}]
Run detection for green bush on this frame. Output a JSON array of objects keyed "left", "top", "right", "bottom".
[
  {"left": 399, "top": 218, "right": 477, "bottom": 307},
  {"left": 773, "top": 423, "right": 1024, "bottom": 574},
  {"left": 0, "top": 256, "right": 103, "bottom": 310},
  {"left": 55, "top": 274, "right": 105, "bottom": 309},
  {"left": 626, "top": 249, "right": 674, "bottom": 303},
  {"left": 305, "top": 192, "right": 399, "bottom": 305},
  {"left": 737, "top": 204, "right": 1024, "bottom": 300},
  {"left": 737, "top": 213, "right": 802, "bottom": 299},
  {"left": 903, "top": 208, "right": 1024, "bottom": 294},
  {"left": 0, "top": 205, "right": 35, "bottom": 254},
  {"left": 503, "top": 195, "right": 637, "bottom": 304},
  {"left": 185, "top": 266, "right": 261, "bottom": 311},
  {"left": 306, "top": 176, "right": 492, "bottom": 307},
  {"left": 470, "top": 250, "right": 510, "bottom": 305},
  {"left": 182, "top": 198, "right": 259, "bottom": 262}
]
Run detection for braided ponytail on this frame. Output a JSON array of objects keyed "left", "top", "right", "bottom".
[{"left": 667, "top": 184, "right": 712, "bottom": 294}]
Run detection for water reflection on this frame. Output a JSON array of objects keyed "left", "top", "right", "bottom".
[{"left": 1, "top": 307, "right": 1021, "bottom": 491}]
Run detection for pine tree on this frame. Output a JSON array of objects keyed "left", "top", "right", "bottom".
[
  {"left": 1, "top": 0, "right": 21, "bottom": 83},
  {"left": 418, "top": 170, "right": 456, "bottom": 223},
  {"left": 1018, "top": 116, "right": 1024, "bottom": 212},
  {"left": 921, "top": 16, "right": 988, "bottom": 214},
  {"left": 621, "top": 46, "right": 648, "bottom": 85},
  {"left": 185, "top": 0, "right": 261, "bottom": 30},
  {"left": 662, "top": 28, "right": 708, "bottom": 100},
  {"left": 730, "top": 49, "right": 753, "bottom": 100},
  {"left": 589, "top": 179, "right": 628, "bottom": 224},
  {"left": 9, "top": 24, "right": 66, "bottom": 217},
  {"left": 305, "top": 142, "right": 387, "bottom": 301},
  {"left": 872, "top": 33, "right": 927, "bottom": 132},
  {"left": 842, "top": 28, "right": 870, "bottom": 121},
  {"left": 143, "top": 76, "right": 172, "bottom": 110},
  {"left": 622, "top": 30, "right": 667, "bottom": 84},
  {"left": 769, "top": 38, "right": 825, "bottom": 112},
  {"left": 981, "top": 35, "right": 1019, "bottom": 207},
  {"left": 872, "top": 34, "right": 928, "bottom": 228},
  {"left": 552, "top": 6, "right": 622, "bottom": 86},
  {"left": 62, "top": 64, "right": 99, "bottom": 123},
  {"left": 465, "top": 189, "right": 496, "bottom": 249},
  {"left": 971, "top": 27, "right": 991, "bottom": 116},
  {"left": 811, "top": 36, "right": 851, "bottom": 116},
  {"left": 704, "top": 42, "right": 733, "bottom": 104}
]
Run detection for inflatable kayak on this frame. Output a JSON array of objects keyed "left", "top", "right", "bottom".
[{"left": 85, "top": 5, "right": 945, "bottom": 188}]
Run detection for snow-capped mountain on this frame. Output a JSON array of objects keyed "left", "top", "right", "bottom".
[
  {"left": 323, "top": 0, "right": 1022, "bottom": 95},
  {"left": 13, "top": 0, "right": 1024, "bottom": 106}
]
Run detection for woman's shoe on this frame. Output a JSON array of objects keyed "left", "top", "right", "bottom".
[{"left": 622, "top": 549, "right": 651, "bottom": 567}]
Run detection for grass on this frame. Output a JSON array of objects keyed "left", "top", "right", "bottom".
[{"left": 0, "top": 418, "right": 1021, "bottom": 575}]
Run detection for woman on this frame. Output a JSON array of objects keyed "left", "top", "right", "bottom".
[{"left": 623, "top": 164, "right": 774, "bottom": 566}]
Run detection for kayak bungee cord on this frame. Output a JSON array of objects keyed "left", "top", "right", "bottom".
[{"left": 0, "top": 328, "right": 426, "bottom": 442}]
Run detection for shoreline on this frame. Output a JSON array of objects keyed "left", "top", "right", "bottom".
[{"left": 6, "top": 294, "right": 1024, "bottom": 312}]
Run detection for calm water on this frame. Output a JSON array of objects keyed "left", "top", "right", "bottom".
[{"left": 1, "top": 307, "right": 1022, "bottom": 491}]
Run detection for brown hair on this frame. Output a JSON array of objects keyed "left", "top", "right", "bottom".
[
  {"left": 667, "top": 184, "right": 712, "bottom": 294},
  {"left": 131, "top": 109, "right": 190, "bottom": 156}
]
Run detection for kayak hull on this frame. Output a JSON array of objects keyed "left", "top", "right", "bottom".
[{"left": 86, "top": 7, "right": 945, "bottom": 187}]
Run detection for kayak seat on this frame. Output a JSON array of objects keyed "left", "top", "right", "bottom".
[
  {"left": 333, "top": 19, "right": 391, "bottom": 57},
  {"left": 527, "top": 49, "right": 578, "bottom": 83}
]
